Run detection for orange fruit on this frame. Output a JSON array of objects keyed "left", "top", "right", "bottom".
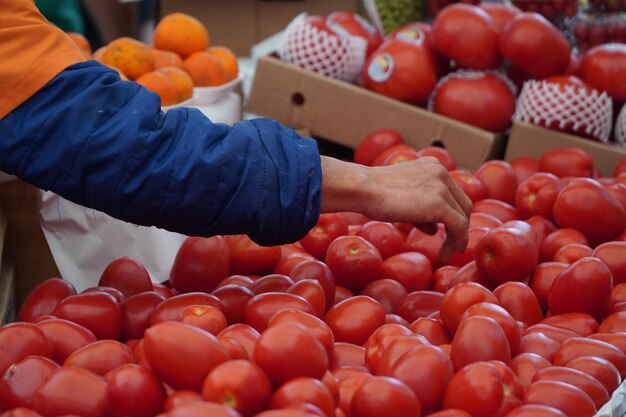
[
  {"left": 92, "top": 45, "right": 108, "bottom": 62},
  {"left": 183, "top": 51, "right": 226, "bottom": 87},
  {"left": 67, "top": 32, "right": 91, "bottom": 58},
  {"left": 207, "top": 46, "right": 238, "bottom": 81},
  {"left": 153, "top": 13, "right": 209, "bottom": 59},
  {"left": 150, "top": 48, "right": 184, "bottom": 69},
  {"left": 135, "top": 71, "right": 178, "bottom": 106},
  {"left": 158, "top": 66, "right": 194, "bottom": 102},
  {"left": 101, "top": 37, "right": 154, "bottom": 80}
]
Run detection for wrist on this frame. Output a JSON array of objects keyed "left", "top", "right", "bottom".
[{"left": 320, "top": 156, "right": 374, "bottom": 213}]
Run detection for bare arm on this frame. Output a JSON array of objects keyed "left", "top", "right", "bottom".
[{"left": 320, "top": 155, "right": 472, "bottom": 261}]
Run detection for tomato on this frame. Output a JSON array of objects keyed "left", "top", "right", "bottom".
[
  {"left": 428, "top": 410, "right": 473, "bottom": 417},
  {"left": 286, "top": 279, "right": 326, "bottom": 318},
  {"left": 354, "top": 129, "right": 404, "bottom": 167},
  {"left": 532, "top": 366, "right": 609, "bottom": 409},
  {"left": 150, "top": 292, "right": 223, "bottom": 326},
  {"left": 385, "top": 344, "right": 453, "bottom": 414},
  {"left": 177, "top": 305, "right": 227, "bottom": 335},
  {"left": 524, "top": 323, "right": 580, "bottom": 344},
  {"left": 379, "top": 252, "right": 433, "bottom": 292},
  {"left": 418, "top": 147, "right": 457, "bottom": 171},
  {"left": 504, "top": 404, "right": 568, "bottom": 417},
  {"left": 469, "top": 212, "right": 503, "bottom": 229},
  {"left": 360, "top": 279, "right": 407, "bottom": 314},
  {"left": 168, "top": 236, "right": 229, "bottom": 293},
  {"left": 167, "top": 401, "right": 243, "bottom": 417},
  {"left": 0, "top": 356, "right": 59, "bottom": 409},
  {"left": 269, "top": 377, "right": 335, "bottom": 417},
  {"left": 524, "top": 380, "right": 596, "bottom": 417},
  {"left": 217, "top": 324, "right": 260, "bottom": 360},
  {"left": 461, "top": 302, "right": 521, "bottom": 355},
  {"left": 269, "top": 309, "right": 334, "bottom": 357},
  {"left": 327, "top": 10, "right": 382, "bottom": 55},
  {"left": 405, "top": 224, "right": 445, "bottom": 267},
  {"left": 351, "top": 376, "right": 421, "bottom": 417},
  {"left": 164, "top": 390, "right": 203, "bottom": 412},
  {"left": 499, "top": 12, "right": 571, "bottom": 78},
  {"left": 541, "top": 313, "right": 599, "bottom": 337},
  {"left": 447, "top": 226, "right": 489, "bottom": 268},
  {"left": 479, "top": 2, "right": 521, "bottom": 33},
  {"left": 254, "top": 322, "right": 329, "bottom": 386},
  {"left": 598, "top": 313, "right": 626, "bottom": 334},
  {"left": 510, "top": 156, "right": 540, "bottom": 184},
  {"left": 355, "top": 221, "right": 406, "bottom": 260},
  {"left": 247, "top": 274, "right": 293, "bottom": 295},
  {"left": 143, "top": 321, "right": 229, "bottom": 391},
  {"left": 431, "top": 4, "right": 501, "bottom": 69},
  {"left": 201, "top": 360, "right": 271, "bottom": 417},
  {"left": 515, "top": 173, "right": 562, "bottom": 221},
  {"left": 519, "top": 332, "right": 560, "bottom": 362},
  {"left": 490, "top": 360, "right": 525, "bottom": 415},
  {"left": 548, "top": 258, "right": 612, "bottom": 322},
  {"left": 451, "top": 316, "right": 512, "bottom": 370},
  {"left": 565, "top": 356, "right": 622, "bottom": 394},
  {"left": 509, "top": 353, "right": 552, "bottom": 387},
  {"left": 52, "top": 291, "right": 122, "bottom": 340},
  {"left": 473, "top": 199, "right": 521, "bottom": 222},
  {"left": 580, "top": 43, "right": 626, "bottom": 101},
  {"left": 539, "top": 229, "right": 589, "bottom": 263},
  {"left": 409, "top": 317, "right": 451, "bottom": 345},
  {"left": 105, "top": 364, "right": 166, "bottom": 417},
  {"left": 450, "top": 170, "right": 487, "bottom": 203},
  {"left": 475, "top": 162, "right": 518, "bottom": 207},
  {"left": 274, "top": 252, "right": 315, "bottom": 276},
  {"left": 363, "top": 324, "right": 413, "bottom": 373},
  {"left": 325, "top": 296, "right": 387, "bottom": 346},
  {"left": 325, "top": 236, "right": 383, "bottom": 293},
  {"left": 18, "top": 278, "right": 76, "bottom": 322},
  {"left": 555, "top": 337, "right": 626, "bottom": 378},
  {"left": 0, "top": 323, "right": 52, "bottom": 375},
  {"left": 98, "top": 257, "right": 153, "bottom": 298},
  {"left": 370, "top": 144, "right": 419, "bottom": 167},
  {"left": 440, "top": 281, "right": 499, "bottom": 334},
  {"left": 395, "top": 291, "right": 444, "bottom": 323},
  {"left": 64, "top": 339, "right": 133, "bottom": 376},
  {"left": 493, "top": 282, "right": 543, "bottom": 326},
  {"left": 36, "top": 318, "right": 96, "bottom": 364},
  {"left": 290, "top": 260, "right": 336, "bottom": 313},
  {"left": 299, "top": 214, "right": 349, "bottom": 260},
  {"left": 32, "top": 367, "right": 108, "bottom": 417},
  {"left": 432, "top": 265, "right": 461, "bottom": 293},
  {"left": 381, "top": 148, "right": 421, "bottom": 166},
  {"left": 525, "top": 215, "right": 557, "bottom": 247},
  {"left": 362, "top": 38, "right": 438, "bottom": 105},
  {"left": 224, "top": 234, "right": 281, "bottom": 276},
  {"left": 443, "top": 361, "right": 505, "bottom": 417},
  {"left": 593, "top": 242, "right": 626, "bottom": 285},
  {"left": 330, "top": 342, "right": 367, "bottom": 370},
  {"left": 245, "top": 292, "right": 315, "bottom": 332},
  {"left": 212, "top": 285, "right": 255, "bottom": 325},
  {"left": 82, "top": 286, "right": 125, "bottom": 302},
  {"left": 375, "top": 335, "right": 430, "bottom": 376},
  {"left": 215, "top": 275, "right": 254, "bottom": 290},
  {"left": 553, "top": 243, "right": 593, "bottom": 264},
  {"left": 120, "top": 291, "right": 165, "bottom": 341},
  {"left": 337, "top": 372, "right": 372, "bottom": 416}
]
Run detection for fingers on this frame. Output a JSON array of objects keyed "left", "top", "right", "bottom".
[
  {"left": 446, "top": 173, "right": 473, "bottom": 218},
  {"left": 438, "top": 187, "right": 470, "bottom": 260},
  {"left": 415, "top": 222, "right": 438, "bottom": 235}
]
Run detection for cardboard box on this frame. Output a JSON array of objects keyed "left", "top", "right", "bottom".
[
  {"left": 246, "top": 55, "right": 506, "bottom": 172},
  {"left": 505, "top": 121, "right": 626, "bottom": 177},
  {"left": 159, "top": 0, "right": 359, "bottom": 56}
]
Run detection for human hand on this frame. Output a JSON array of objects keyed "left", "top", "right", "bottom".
[{"left": 320, "top": 156, "right": 472, "bottom": 262}]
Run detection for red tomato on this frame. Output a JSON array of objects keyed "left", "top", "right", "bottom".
[
  {"left": 532, "top": 366, "right": 609, "bottom": 409},
  {"left": 538, "top": 147, "right": 594, "bottom": 178},
  {"left": 380, "top": 251, "right": 433, "bottom": 292},
  {"left": 541, "top": 312, "right": 599, "bottom": 337},
  {"left": 432, "top": 265, "right": 461, "bottom": 293},
  {"left": 440, "top": 281, "right": 499, "bottom": 334},
  {"left": 450, "top": 170, "right": 487, "bottom": 203},
  {"left": 469, "top": 212, "right": 503, "bottom": 229},
  {"left": 548, "top": 257, "right": 612, "bottom": 321},
  {"left": 515, "top": 173, "right": 562, "bottom": 220},
  {"left": 201, "top": 360, "right": 271, "bottom": 417},
  {"left": 363, "top": 324, "right": 414, "bottom": 372},
  {"left": 524, "top": 323, "right": 580, "bottom": 344},
  {"left": 225, "top": 234, "right": 281, "bottom": 276},
  {"left": 362, "top": 38, "right": 438, "bottom": 105},
  {"left": 177, "top": 305, "right": 227, "bottom": 335},
  {"left": 431, "top": 4, "right": 501, "bottom": 69},
  {"left": 375, "top": 335, "right": 430, "bottom": 375},
  {"left": 98, "top": 257, "right": 153, "bottom": 298},
  {"left": 510, "top": 156, "right": 540, "bottom": 184},
  {"left": 212, "top": 284, "right": 255, "bottom": 325},
  {"left": 361, "top": 279, "right": 408, "bottom": 314},
  {"left": 524, "top": 380, "right": 596, "bottom": 417},
  {"left": 443, "top": 361, "right": 505, "bottom": 417},
  {"left": 269, "top": 377, "right": 335, "bottom": 417},
  {"left": 32, "top": 367, "right": 108, "bottom": 417},
  {"left": 245, "top": 292, "right": 315, "bottom": 332},
  {"left": 120, "top": 291, "right": 165, "bottom": 341},
  {"left": 299, "top": 213, "right": 349, "bottom": 260},
  {"left": 64, "top": 339, "right": 133, "bottom": 376},
  {"left": 355, "top": 221, "right": 406, "bottom": 259},
  {"left": 143, "top": 321, "right": 229, "bottom": 391},
  {"left": 386, "top": 344, "right": 453, "bottom": 414},
  {"left": 105, "top": 364, "right": 166, "bottom": 417},
  {"left": 152, "top": 282, "right": 173, "bottom": 298},
  {"left": 217, "top": 324, "right": 260, "bottom": 360},
  {"left": 325, "top": 296, "right": 387, "bottom": 345},
  {"left": 427, "top": 411, "right": 473, "bottom": 417},
  {"left": 555, "top": 337, "right": 626, "bottom": 378},
  {"left": 494, "top": 282, "right": 543, "bottom": 326},
  {"left": 451, "top": 316, "right": 512, "bottom": 370},
  {"left": 274, "top": 252, "right": 315, "bottom": 276},
  {"left": 526, "top": 215, "right": 557, "bottom": 248},
  {"left": 325, "top": 236, "right": 383, "bottom": 293},
  {"left": 0, "top": 356, "right": 58, "bottom": 409},
  {"left": 370, "top": 144, "right": 418, "bottom": 167},
  {"left": 37, "top": 318, "right": 96, "bottom": 364},
  {"left": 337, "top": 372, "right": 373, "bottom": 416},
  {"left": 287, "top": 279, "right": 326, "bottom": 318},
  {"left": 395, "top": 291, "right": 444, "bottom": 323},
  {"left": 418, "top": 146, "right": 457, "bottom": 171},
  {"left": 52, "top": 291, "right": 122, "bottom": 340},
  {"left": 461, "top": 302, "right": 521, "bottom": 355},
  {"left": 539, "top": 228, "right": 589, "bottom": 263},
  {"left": 164, "top": 390, "right": 203, "bottom": 412},
  {"left": 149, "top": 292, "right": 223, "bottom": 326},
  {"left": 0, "top": 408, "right": 44, "bottom": 417},
  {"left": 326, "top": 10, "right": 382, "bottom": 55},
  {"left": 383, "top": 148, "right": 422, "bottom": 166},
  {"left": 447, "top": 226, "right": 489, "bottom": 268},
  {"left": 409, "top": 317, "right": 451, "bottom": 345},
  {"left": 353, "top": 129, "right": 404, "bottom": 167},
  {"left": 290, "top": 260, "right": 336, "bottom": 312},
  {"left": 351, "top": 376, "right": 421, "bottom": 417},
  {"left": 169, "top": 236, "right": 229, "bottom": 293},
  {"left": 553, "top": 243, "right": 593, "bottom": 264},
  {"left": 268, "top": 309, "right": 334, "bottom": 356},
  {"left": 565, "top": 356, "right": 622, "bottom": 394},
  {"left": 215, "top": 275, "right": 254, "bottom": 290},
  {"left": 499, "top": 12, "right": 571, "bottom": 78},
  {"left": 431, "top": 71, "right": 516, "bottom": 132},
  {"left": 0, "top": 323, "right": 52, "bottom": 375},
  {"left": 253, "top": 322, "right": 329, "bottom": 386},
  {"left": 167, "top": 401, "right": 242, "bottom": 417},
  {"left": 474, "top": 161, "right": 518, "bottom": 207},
  {"left": 598, "top": 312, "right": 626, "bottom": 333},
  {"left": 248, "top": 274, "right": 294, "bottom": 295},
  {"left": 489, "top": 360, "right": 526, "bottom": 415},
  {"left": 580, "top": 43, "right": 626, "bottom": 101},
  {"left": 18, "top": 278, "right": 76, "bottom": 322},
  {"left": 504, "top": 404, "right": 568, "bottom": 417},
  {"left": 519, "top": 332, "right": 560, "bottom": 362},
  {"left": 473, "top": 199, "right": 521, "bottom": 222},
  {"left": 330, "top": 342, "right": 367, "bottom": 370},
  {"left": 509, "top": 352, "right": 552, "bottom": 387},
  {"left": 593, "top": 242, "right": 626, "bottom": 285},
  {"left": 479, "top": 2, "right": 521, "bottom": 33}
]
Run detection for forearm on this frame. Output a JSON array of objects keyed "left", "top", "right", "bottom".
[{"left": 320, "top": 156, "right": 373, "bottom": 213}]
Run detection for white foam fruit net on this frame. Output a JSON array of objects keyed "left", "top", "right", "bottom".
[
  {"left": 513, "top": 80, "right": 613, "bottom": 143},
  {"left": 615, "top": 102, "right": 626, "bottom": 145},
  {"left": 278, "top": 13, "right": 368, "bottom": 84}
]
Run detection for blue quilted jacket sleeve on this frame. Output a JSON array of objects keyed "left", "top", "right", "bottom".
[{"left": 0, "top": 61, "right": 322, "bottom": 246}]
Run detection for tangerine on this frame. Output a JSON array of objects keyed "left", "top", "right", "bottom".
[
  {"left": 153, "top": 13, "right": 209, "bottom": 59},
  {"left": 101, "top": 37, "right": 154, "bottom": 80},
  {"left": 158, "top": 66, "right": 194, "bottom": 102},
  {"left": 135, "top": 71, "right": 178, "bottom": 106},
  {"left": 150, "top": 48, "right": 184, "bottom": 69},
  {"left": 183, "top": 51, "right": 226, "bottom": 87},
  {"left": 207, "top": 46, "right": 238, "bottom": 81}
]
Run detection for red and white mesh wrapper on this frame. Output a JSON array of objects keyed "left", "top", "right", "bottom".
[
  {"left": 513, "top": 80, "right": 613, "bottom": 143},
  {"left": 278, "top": 13, "right": 368, "bottom": 84},
  {"left": 615, "top": 102, "right": 626, "bottom": 146}
]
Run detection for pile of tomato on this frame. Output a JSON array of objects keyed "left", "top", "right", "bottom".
[{"left": 3, "top": 132, "right": 626, "bottom": 417}]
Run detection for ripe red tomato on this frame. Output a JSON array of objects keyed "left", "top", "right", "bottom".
[
  {"left": 539, "top": 228, "right": 589, "bottom": 263},
  {"left": 52, "top": 291, "right": 122, "bottom": 340},
  {"left": 290, "top": 260, "right": 336, "bottom": 312},
  {"left": 17, "top": 278, "right": 76, "bottom": 322},
  {"left": 177, "top": 305, "right": 227, "bottom": 335},
  {"left": 269, "top": 377, "right": 335, "bottom": 417},
  {"left": 532, "top": 366, "right": 609, "bottom": 410},
  {"left": 548, "top": 257, "right": 612, "bottom": 321},
  {"left": 325, "top": 296, "right": 387, "bottom": 345},
  {"left": 149, "top": 292, "right": 223, "bottom": 326},
  {"left": 499, "top": 12, "right": 571, "bottom": 78},
  {"left": 472, "top": 199, "right": 520, "bottom": 222},
  {"left": 167, "top": 401, "right": 243, "bottom": 417},
  {"left": 0, "top": 356, "right": 59, "bottom": 409},
  {"left": 539, "top": 148, "right": 594, "bottom": 178},
  {"left": 0, "top": 323, "right": 52, "bottom": 375},
  {"left": 443, "top": 361, "right": 505, "bottom": 417},
  {"left": 565, "top": 356, "right": 622, "bottom": 394},
  {"left": 201, "top": 359, "right": 271, "bottom": 417},
  {"left": 143, "top": 321, "right": 229, "bottom": 391},
  {"left": 431, "top": 4, "right": 501, "bottom": 70},
  {"left": 217, "top": 324, "right": 260, "bottom": 360},
  {"left": 287, "top": 279, "right": 326, "bottom": 317},
  {"left": 212, "top": 285, "right": 255, "bottom": 325},
  {"left": 395, "top": 291, "right": 444, "bottom": 323},
  {"left": 330, "top": 342, "right": 367, "bottom": 369},
  {"left": 541, "top": 312, "right": 599, "bottom": 337},
  {"left": 37, "top": 318, "right": 96, "bottom": 363},
  {"left": 409, "top": 317, "right": 451, "bottom": 345},
  {"left": 418, "top": 146, "right": 457, "bottom": 171},
  {"left": 325, "top": 235, "right": 383, "bottom": 293},
  {"left": 268, "top": 309, "right": 334, "bottom": 356},
  {"left": 553, "top": 243, "right": 593, "bottom": 264},
  {"left": 461, "top": 302, "right": 521, "bottom": 355},
  {"left": 427, "top": 410, "right": 473, "bottom": 417},
  {"left": 355, "top": 221, "right": 406, "bottom": 259},
  {"left": 337, "top": 372, "right": 373, "bottom": 416},
  {"left": 524, "top": 380, "right": 597, "bottom": 417},
  {"left": 432, "top": 71, "right": 516, "bottom": 132},
  {"left": 105, "top": 364, "right": 167, "bottom": 417},
  {"left": 593, "top": 242, "right": 626, "bottom": 285},
  {"left": 580, "top": 43, "right": 626, "bottom": 101},
  {"left": 439, "top": 281, "right": 499, "bottom": 334},
  {"left": 446, "top": 226, "right": 487, "bottom": 268},
  {"left": 363, "top": 323, "right": 413, "bottom": 372},
  {"left": 353, "top": 129, "right": 404, "bottom": 166},
  {"left": 245, "top": 292, "right": 315, "bottom": 332},
  {"left": 32, "top": 367, "right": 108, "bottom": 417},
  {"left": 451, "top": 316, "right": 512, "bottom": 370},
  {"left": 504, "top": 404, "right": 568, "bottom": 417},
  {"left": 554, "top": 337, "right": 626, "bottom": 378},
  {"left": 519, "top": 331, "right": 560, "bottom": 362},
  {"left": 253, "top": 322, "right": 329, "bottom": 386},
  {"left": 510, "top": 156, "right": 540, "bottom": 184},
  {"left": 120, "top": 291, "right": 165, "bottom": 341},
  {"left": 361, "top": 279, "right": 408, "bottom": 314},
  {"left": 299, "top": 213, "right": 349, "bottom": 260},
  {"left": 370, "top": 144, "right": 418, "bottom": 167},
  {"left": 169, "top": 236, "right": 230, "bottom": 293},
  {"left": 432, "top": 265, "right": 461, "bottom": 293},
  {"left": 469, "top": 212, "right": 503, "bottom": 229},
  {"left": 524, "top": 323, "right": 580, "bottom": 344},
  {"left": 375, "top": 335, "right": 429, "bottom": 376},
  {"left": 64, "top": 339, "right": 133, "bottom": 376},
  {"left": 362, "top": 38, "right": 438, "bottom": 105},
  {"left": 598, "top": 312, "right": 626, "bottom": 333},
  {"left": 225, "top": 234, "right": 281, "bottom": 276},
  {"left": 493, "top": 281, "right": 543, "bottom": 326},
  {"left": 248, "top": 274, "right": 294, "bottom": 295},
  {"left": 474, "top": 161, "right": 518, "bottom": 205},
  {"left": 351, "top": 376, "right": 421, "bottom": 417},
  {"left": 380, "top": 251, "right": 433, "bottom": 292},
  {"left": 515, "top": 173, "right": 562, "bottom": 220},
  {"left": 164, "top": 390, "right": 203, "bottom": 412},
  {"left": 450, "top": 170, "right": 487, "bottom": 203},
  {"left": 479, "top": 2, "right": 521, "bottom": 33},
  {"left": 509, "top": 352, "right": 552, "bottom": 387},
  {"left": 98, "top": 257, "right": 153, "bottom": 298}
]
